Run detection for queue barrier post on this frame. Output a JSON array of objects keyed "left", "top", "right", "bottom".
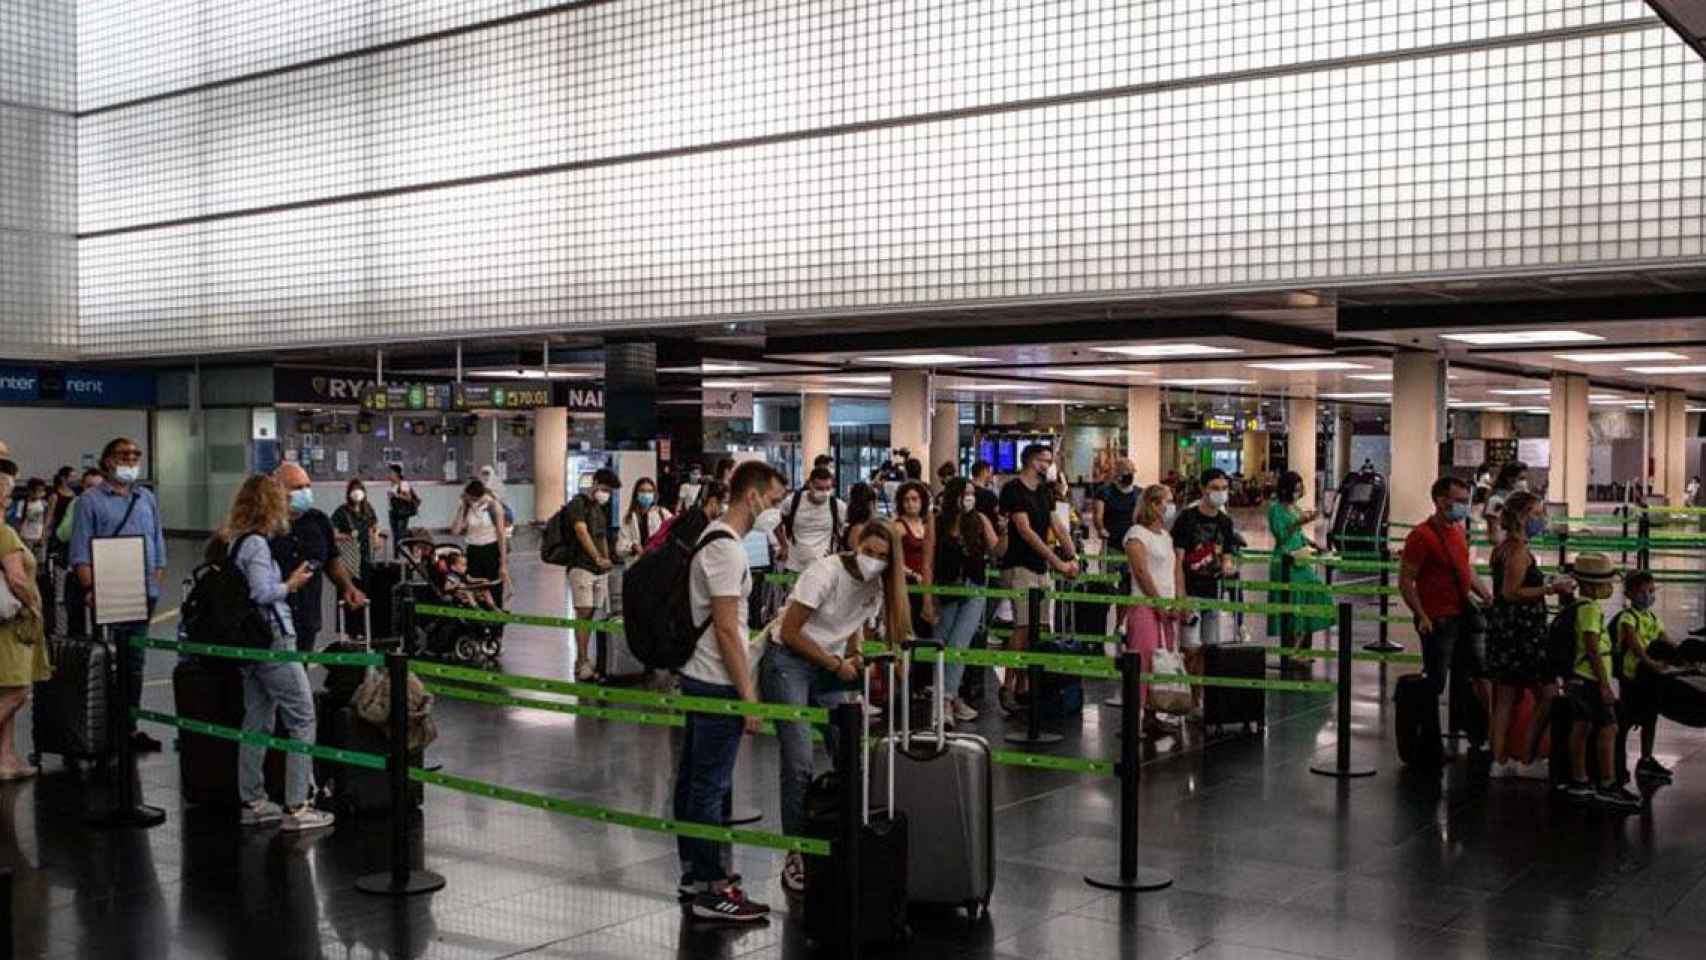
[
  {"left": 1085, "top": 652, "right": 1172, "bottom": 893},
  {"left": 1279, "top": 552, "right": 1297, "bottom": 662},
  {"left": 1310, "top": 603, "right": 1376, "bottom": 779},
  {"left": 1365, "top": 540, "right": 1403, "bottom": 653},
  {"left": 88, "top": 627, "right": 165, "bottom": 830},
  {"left": 1005, "top": 589, "right": 1063, "bottom": 747},
  {"left": 1638, "top": 512, "right": 1652, "bottom": 572},
  {"left": 357, "top": 653, "right": 446, "bottom": 897},
  {"left": 832, "top": 700, "right": 864, "bottom": 960}
]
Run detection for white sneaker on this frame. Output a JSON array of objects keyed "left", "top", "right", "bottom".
[
  {"left": 781, "top": 853, "right": 807, "bottom": 896},
  {"left": 1516, "top": 759, "right": 1550, "bottom": 780},
  {"left": 240, "top": 799, "right": 283, "bottom": 827},
  {"left": 1491, "top": 762, "right": 1517, "bottom": 779},
  {"left": 575, "top": 660, "right": 597, "bottom": 682},
  {"left": 951, "top": 698, "right": 979, "bottom": 723},
  {"left": 282, "top": 804, "right": 335, "bottom": 833}
]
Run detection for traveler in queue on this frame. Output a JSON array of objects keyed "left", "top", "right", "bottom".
[
  {"left": 1091, "top": 458, "right": 1141, "bottom": 552},
  {"left": 553, "top": 469, "right": 617, "bottom": 680},
  {"left": 934, "top": 477, "right": 999, "bottom": 724},
  {"left": 385, "top": 464, "right": 419, "bottom": 558},
  {"left": 1615, "top": 570, "right": 1676, "bottom": 786},
  {"left": 222, "top": 474, "right": 334, "bottom": 832},
  {"left": 1486, "top": 491, "right": 1573, "bottom": 779},
  {"left": 68, "top": 437, "right": 169, "bottom": 751},
  {"left": 761, "top": 521, "right": 910, "bottom": 897},
  {"left": 1399, "top": 476, "right": 1493, "bottom": 755},
  {"left": 893, "top": 480, "right": 936, "bottom": 632},
  {"left": 1482, "top": 461, "right": 1529, "bottom": 550},
  {"left": 616, "top": 477, "right": 672, "bottom": 561},
  {"left": 969, "top": 460, "right": 999, "bottom": 521},
  {"left": 1171, "top": 468, "right": 1241, "bottom": 699},
  {"left": 1561, "top": 553, "right": 1641, "bottom": 810},
  {"left": 331, "top": 478, "right": 384, "bottom": 584},
  {"left": 674, "top": 461, "right": 789, "bottom": 923},
  {"left": 1266, "top": 470, "right": 1333, "bottom": 664},
  {"left": 273, "top": 464, "right": 366, "bottom": 652},
  {"left": 997, "top": 444, "right": 1079, "bottom": 716},
  {"left": 844, "top": 482, "right": 879, "bottom": 550},
  {"left": 60, "top": 468, "right": 102, "bottom": 637},
  {"left": 1124, "top": 484, "right": 1183, "bottom": 735},
  {"left": 450, "top": 478, "right": 510, "bottom": 639},
  {"left": 0, "top": 450, "right": 52, "bottom": 779},
  {"left": 774, "top": 467, "right": 846, "bottom": 577}
]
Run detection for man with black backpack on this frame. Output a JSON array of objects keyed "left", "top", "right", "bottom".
[{"left": 774, "top": 467, "right": 844, "bottom": 578}]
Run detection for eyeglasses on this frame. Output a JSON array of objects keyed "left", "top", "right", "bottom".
[{"left": 111, "top": 448, "right": 143, "bottom": 464}]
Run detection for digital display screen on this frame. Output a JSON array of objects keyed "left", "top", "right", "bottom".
[
  {"left": 996, "top": 440, "right": 1017, "bottom": 473},
  {"left": 978, "top": 439, "right": 997, "bottom": 467}
]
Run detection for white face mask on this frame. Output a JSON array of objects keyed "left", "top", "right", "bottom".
[
  {"left": 1163, "top": 503, "right": 1178, "bottom": 525},
  {"left": 350, "top": 489, "right": 366, "bottom": 503},
  {"left": 593, "top": 489, "right": 611, "bottom": 507},
  {"left": 807, "top": 490, "right": 829, "bottom": 505},
  {"left": 753, "top": 505, "right": 783, "bottom": 534},
  {"left": 856, "top": 553, "right": 888, "bottom": 580},
  {"left": 961, "top": 494, "right": 976, "bottom": 512},
  {"left": 1513, "top": 479, "right": 1529, "bottom": 493},
  {"left": 114, "top": 464, "right": 141, "bottom": 483},
  {"left": 1207, "top": 489, "right": 1229, "bottom": 509}
]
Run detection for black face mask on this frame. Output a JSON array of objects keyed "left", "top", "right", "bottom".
[{"left": 1117, "top": 474, "right": 1134, "bottom": 488}]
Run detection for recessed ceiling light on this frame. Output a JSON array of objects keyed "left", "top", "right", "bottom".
[
  {"left": 1588, "top": 394, "right": 1621, "bottom": 401},
  {"left": 1033, "top": 367, "right": 1154, "bottom": 378},
  {"left": 1689, "top": 407, "right": 1706, "bottom": 414},
  {"left": 1318, "top": 392, "right": 1392, "bottom": 400},
  {"left": 1488, "top": 388, "right": 1553, "bottom": 396},
  {"left": 1447, "top": 400, "right": 1507, "bottom": 408},
  {"left": 1012, "top": 398, "right": 1077, "bottom": 406},
  {"left": 802, "top": 387, "right": 887, "bottom": 396},
  {"left": 1589, "top": 397, "right": 1636, "bottom": 406},
  {"left": 821, "top": 375, "right": 891, "bottom": 385},
  {"left": 1554, "top": 351, "right": 1689, "bottom": 363},
  {"left": 1439, "top": 330, "right": 1605, "bottom": 346},
  {"left": 659, "top": 362, "right": 761, "bottom": 374},
  {"left": 949, "top": 383, "right": 1042, "bottom": 393},
  {"left": 1625, "top": 365, "right": 1706, "bottom": 375},
  {"left": 1246, "top": 361, "right": 1371, "bottom": 372},
  {"left": 702, "top": 380, "right": 772, "bottom": 389},
  {"left": 1160, "top": 378, "right": 1255, "bottom": 387},
  {"left": 1345, "top": 372, "right": 1459, "bottom": 382},
  {"left": 858, "top": 353, "right": 993, "bottom": 366},
  {"left": 1511, "top": 407, "right": 1552, "bottom": 415},
  {"left": 1092, "top": 344, "right": 1242, "bottom": 358}
]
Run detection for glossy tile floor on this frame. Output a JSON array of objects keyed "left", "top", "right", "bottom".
[{"left": 7, "top": 513, "right": 1706, "bottom": 959}]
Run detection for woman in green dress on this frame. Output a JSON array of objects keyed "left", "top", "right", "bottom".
[
  {"left": 0, "top": 457, "right": 53, "bottom": 779},
  {"left": 1267, "top": 471, "right": 1334, "bottom": 650}
]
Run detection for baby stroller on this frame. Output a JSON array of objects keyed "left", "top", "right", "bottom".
[{"left": 398, "top": 538, "right": 504, "bottom": 663}]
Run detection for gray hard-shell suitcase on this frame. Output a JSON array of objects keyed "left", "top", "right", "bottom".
[
  {"left": 31, "top": 634, "right": 113, "bottom": 773},
  {"left": 872, "top": 639, "right": 995, "bottom": 917}
]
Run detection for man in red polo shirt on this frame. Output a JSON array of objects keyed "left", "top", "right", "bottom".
[{"left": 1400, "top": 476, "right": 1494, "bottom": 748}]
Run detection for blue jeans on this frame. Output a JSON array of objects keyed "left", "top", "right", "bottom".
[
  {"left": 933, "top": 595, "right": 986, "bottom": 696},
  {"left": 759, "top": 644, "right": 854, "bottom": 838},
  {"left": 239, "top": 632, "right": 316, "bottom": 808},
  {"left": 674, "top": 675, "right": 744, "bottom": 885}
]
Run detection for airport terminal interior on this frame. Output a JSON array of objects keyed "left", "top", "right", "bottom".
[{"left": 5, "top": 1, "right": 1706, "bottom": 958}]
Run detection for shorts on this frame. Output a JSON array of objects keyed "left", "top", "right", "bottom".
[
  {"left": 1565, "top": 678, "right": 1616, "bottom": 728},
  {"left": 1179, "top": 607, "right": 1223, "bottom": 649},
  {"left": 569, "top": 567, "right": 610, "bottom": 612},
  {"left": 1002, "top": 567, "right": 1053, "bottom": 628}
]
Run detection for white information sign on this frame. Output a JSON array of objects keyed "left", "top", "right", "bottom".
[{"left": 91, "top": 535, "right": 149, "bottom": 626}]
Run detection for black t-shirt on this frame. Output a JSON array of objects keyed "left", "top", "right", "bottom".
[
  {"left": 1170, "top": 507, "right": 1240, "bottom": 599},
  {"left": 1095, "top": 484, "right": 1140, "bottom": 545},
  {"left": 563, "top": 494, "right": 610, "bottom": 572},
  {"left": 998, "top": 478, "right": 1055, "bottom": 574},
  {"left": 271, "top": 508, "right": 334, "bottom": 640},
  {"left": 973, "top": 485, "right": 999, "bottom": 524}
]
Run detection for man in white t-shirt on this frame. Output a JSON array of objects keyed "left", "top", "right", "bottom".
[
  {"left": 674, "top": 460, "right": 789, "bottom": 924},
  {"left": 774, "top": 467, "right": 846, "bottom": 575}
]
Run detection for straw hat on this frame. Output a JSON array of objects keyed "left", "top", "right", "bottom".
[{"left": 1571, "top": 552, "right": 1620, "bottom": 596}]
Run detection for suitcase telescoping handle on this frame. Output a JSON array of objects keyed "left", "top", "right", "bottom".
[
  {"left": 900, "top": 639, "right": 951, "bottom": 761},
  {"left": 861, "top": 650, "right": 899, "bottom": 827},
  {"left": 337, "top": 600, "right": 373, "bottom": 652}
]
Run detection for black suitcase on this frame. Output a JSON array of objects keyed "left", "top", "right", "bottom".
[
  {"left": 361, "top": 562, "right": 403, "bottom": 640},
  {"left": 1394, "top": 673, "right": 1444, "bottom": 768},
  {"left": 1068, "top": 581, "right": 1118, "bottom": 640},
  {"left": 1202, "top": 644, "right": 1265, "bottom": 733},
  {"left": 1034, "top": 639, "right": 1089, "bottom": 726},
  {"left": 1657, "top": 670, "right": 1706, "bottom": 728},
  {"left": 31, "top": 635, "right": 113, "bottom": 772},
  {"left": 314, "top": 694, "right": 421, "bottom": 815},
  {"left": 1447, "top": 667, "right": 1487, "bottom": 749},
  {"left": 173, "top": 660, "right": 284, "bottom": 806}
]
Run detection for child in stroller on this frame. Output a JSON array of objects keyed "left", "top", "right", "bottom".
[{"left": 398, "top": 533, "right": 503, "bottom": 663}]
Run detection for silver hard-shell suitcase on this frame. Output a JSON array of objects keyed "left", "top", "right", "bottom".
[{"left": 872, "top": 639, "right": 995, "bottom": 917}]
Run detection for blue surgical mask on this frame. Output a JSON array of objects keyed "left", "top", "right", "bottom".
[
  {"left": 288, "top": 487, "right": 314, "bottom": 513},
  {"left": 1524, "top": 516, "right": 1548, "bottom": 538},
  {"left": 1632, "top": 593, "right": 1655, "bottom": 611},
  {"left": 114, "top": 464, "right": 141, "bottom": 484},
  {"left": 1446, "top": 502, "right": 1470, "bottom": 523},
  {"left": 636, "top": 492, "right": 655, "bottom": 509}
]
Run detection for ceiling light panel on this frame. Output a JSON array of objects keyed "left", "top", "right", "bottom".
[
  {"left": 1033, "top": 367, "right": 1154, "bottom": 378},
  {"left": 1245, "top": 361, "right": 1370, "bottom": 371},
  {"left": 1553, "top": 351, "right": 1689, "bottom": 363},
  {"left": 1092, "top": 344, "right": 1241, "bottom": 358},
  {"left": 1160, "top": 378, "right": 1255, "bottom": 386},
  {"left": 858, "top": 353, "right": 993, "bottom": 366},
  {"left": 1318, "top": 392, "right": 1392, "bottom": 400},
  {"left": 1624, "top": 365, "right": 1706, "bottom": 374},
  {"left": 1438, "top": 330, "right": 1605, "bottom": 346}
]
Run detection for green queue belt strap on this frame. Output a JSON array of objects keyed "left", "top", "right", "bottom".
[
  {"left": 765, "top": 571, "right": 1025, "bottom": 601},
  {"left": 415, "top": 603, "right": 622, "bottom": 633},
  {"left": 1235, "top": 580, "right": 1401, "bottom": 598},
  {"left": 1247, "top": 645, "right": 1424, "bottom": 665},
  {"left": 1135, "top": 672, "right": 1337, "bottom": 693},
  {"left": 131, "top": 636, "right": 384, "bottom": 668},
  {"left": 991, "top": 749, "right": 1116, "bottom": 777},
  {"left": 881, "top": 643, "right": 1117, "bottom": 679},
  {"left": 409, "top": 767, "right": 831, "bottom": 856},
  {"left": 408, "top": 659, "right": 830, "bottom": 724},
  {"left": 133, "top": 708, "right": 387, "bottom": 770},
  {"left": 423, "top": 681, "right": 823, "bottom": 742},
  {"left": 988, "top": 628, "right": 1123, "bottom": 646},
  {"left": 1046, "top": 589, "right": 1337, "bottom": 620}
]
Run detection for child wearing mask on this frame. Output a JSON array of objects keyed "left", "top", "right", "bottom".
[
  {"left": 1614, "top": 571, "right": 1675, "bottom": 785},
  {"left": 1561, "top": 553, "right": 1641, "bottom": 810}
]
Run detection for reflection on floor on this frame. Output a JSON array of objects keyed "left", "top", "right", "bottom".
[{"left": 5, "top": 520, "right": 1706, "bottom": 959}]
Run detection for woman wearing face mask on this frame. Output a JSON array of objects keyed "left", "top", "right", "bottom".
[
  {"left": 843, "top": 482, "right": 878, "bottom": 550},
  {"left": 760, "top": 521, "right": 911, "bottom": 897},
  {"left": 1483, "top": 461, "right": 1530, "bottom": 549},
  {"left": 1266, "top": 471, "right": 1334, "bottom": 658},
  {"left": 330, "top": 479, "right": 383, "bottom": 583},
  {"left": 1124, "top": 484, "right": 1185, "bottom": 735},
  {"left": 1485, "top": 491, "right": 1574, "bottom": 778},
  {"left": 449, "top": 480, "right": 508, "bottom": 612},
  {"left": 893, "top": 481, "right": 936, "bottom": 630},
  {"left": 933, "top": 478, "right": 999, "bottom": 724},
  {"left": 0, "top": 455, "right": 52, "bottom": 779},
  {"left": 617, "top": 478, "right": 672, "bottom": 561}
]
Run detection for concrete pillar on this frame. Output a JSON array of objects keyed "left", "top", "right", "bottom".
[
  {"left": 1548, "top": 373, "right": 1591, "bottom": 517},
  {"left": 1653, "top": 390, "right": 1689, "bottom": 506},
  {"left": 1126, "top": 385, "right": 1163, "bottom": 485},
  {"left": 1481, "top": 412, "right": 1513, "bottom": 440},
  {"left": 534, "top": 407, "right": 568, "bottom": 520},
  {"left": 1334, "top": 410, "right": 1353, "bottom": 484},
  {"left": 801, "top": 393, "right": 830, "bottom": 473},
  {"left": 1391, "top": 353, "right": 1444, "bottom": 525},
  {"left": 889, "top": 370, "right": 930, "bottom": 461},
  {"left": 1288, "top": 396, "right": 1318, "bottom": 508},
  {"left": 930, "top": 401, "right": 959, "bottom": 484}
]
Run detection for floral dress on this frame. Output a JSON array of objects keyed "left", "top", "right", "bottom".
[{"left": 1486, "top": 546, "right": 1550, "bottom": 685}]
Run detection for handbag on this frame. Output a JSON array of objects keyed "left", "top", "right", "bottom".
[
  {"left": 0, "top": 574, "right": 20, "bottom": 622},
  {"left": 1149, "top": 647, "right": 1194, "bottom": 715}
]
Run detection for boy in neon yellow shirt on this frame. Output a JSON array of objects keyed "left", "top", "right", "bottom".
[
  {"left": 1562, "top": 554, "right": 1641, "bottom": 810},
  {"left": 1615, "top": 571, "right": 1674, "bottom": 785}
]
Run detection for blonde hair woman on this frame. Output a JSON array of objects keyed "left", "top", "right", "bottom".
[
  {"left": 1123, "top": 484, "right": 1184, "bottom": 735},
  {"left": 759, "top": 519, "right": 911, "bottom": 896},
  {"left": 221, "top": 474, "right": 332, "bottom": 832}
]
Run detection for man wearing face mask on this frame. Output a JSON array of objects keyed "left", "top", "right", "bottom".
[
  {"left": 565, "top": 468, "right": 621, "bottom": 680},
  {"left": 68, "top": 437, "right": 170, "bottom": 751},
  {"left": 774, "top": 467, "right": 845, "bottom": 576},
  {"left": 272, "top": 463, "right": 366, "bottom": 652},
  {"left": 1401, "top": 476, "right": 1494, "bottom": 728},
  {"left": 997, "top": 444, "right": 1079, "bottom": 715},
  {"left": 1170, "top": 469, "right": 1243, "bottom": 657},
  {"left": 1091, "top": 458, "right": 1141, "bottom": 551}
]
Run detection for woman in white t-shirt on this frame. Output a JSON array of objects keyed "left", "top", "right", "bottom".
[
  {"left": 759, "top": 521, "right": 911, "bottom": 897},
  {"left": 1123, "top": 484, "right": 1184, "bottom": 734}
]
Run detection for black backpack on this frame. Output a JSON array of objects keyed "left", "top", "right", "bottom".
[
  {"left": 621, "top": 528, "right": 735, "bottom": 670},
  {"left": 783, "top": 488, "right": 841, "bottom": 543},
  {"left": 182, "top": 533, "right": 279, "bottom": 650},
  {"left": 1546, "top": 598, "right": 1593, "bottom": 679},
  {"left": 541, "top": 502, "right": 575, "bottom": 566}
]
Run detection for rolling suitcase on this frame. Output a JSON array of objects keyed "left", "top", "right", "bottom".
[
  {"left": 805, "top": 653, "right": 909, "bottom": 949},
  {"left": 1202, "top": 643, "right": 1265, "bottom": 733},
  {"left": 30, "top": 634, "right": 113, "bottom": 773},
  {"left": 1657, "top": 670, "right": 1706, "bottom": 728},
  {"left": 315, "top": 697, "right": 422, "bottom": 815},
  {"left": 173, "top": 659, "right": 284, "bottom": 806},
  {"left": 1394, "top": 673, "right": 1444, "bottom": 768},
  {"left": 361, "top": 561, "right": 403, "bottom": 641},
  {"left": 872, "top": 640, "right": 994, "bottom": 917},
  {"left": 1033, "top": 639, "right": 1089, "bottom": 725}
]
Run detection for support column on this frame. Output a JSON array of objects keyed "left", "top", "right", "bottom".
[
  {"left": 801, "top": 393, "right": 831, "bottom": 473},
  {"left": 534, "top": 407, "right": 568, "bottom": 521},
  {"left": 889, "top": 371, "right": 931, "bottom": 461},
  {"left": 604, "top": 341, "right": 658, "bottom": 450},
  {"left": 1481, "top": 412, "right": 1513, "bottom": 440},
  {"left": 930, "top": 401, "right": 960, "bottom": 483},
  {"left": 1334, "top": 409, "right": 1353, "bottom": 485},
  {"left": 1288, "top": 397, "right": 1318, "bottom": 507},
  {"left": 1126, "top": 386, "right": 1162, "bottom": 485},
  {"left": 1391, "top": 352, "right": 1445, "bottom": 525},
  {"left": 1548, "top": 373, "right": 1591, "bottom": 518},
  {"left": 1653, "top": 390, "right": 1689, "bottom": 506}
]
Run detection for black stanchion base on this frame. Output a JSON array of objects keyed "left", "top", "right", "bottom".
[
  {"left": 1003, "top": 731, "right": 1064, "bottom": 746},
  {"left": 356, "top": 870, "right": 447, "bottom": 896},
  {"left": 1362, "top": 640, "right": 1404, "bottom": 653},
  {"left": 724, "top": 809, "right": 763, "bottom": 826},
  {"left": 1085, "top": 867, "right": 1173, "bottom": 892},
  {"left": 87, "top": 804, "right": 166, "bottom": 830},
  {"left": 1309, "top": 762, "right": 1377, "bottom": 779}
]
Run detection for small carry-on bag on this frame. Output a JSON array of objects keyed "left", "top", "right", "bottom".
[
  {"left": 173, "top": 657, "right": 284, "bottom": 806},
  {"left": 31, "top": 634, "right": 113, "bottom": 773},
  {"left": 1394, "top": 673, "right": 1445, "bottom": 768},
  {"left": 1202, "top": 643, "right": 1266, "bottom": 733},
  {"left": 1657, "top": 669, "right": 1706, "bottom": 728},
  {"left": 805, "top": 652, "right": 910, "bottom": 948},
  {"left": 872, "top": 640, "right": 994, "bottom": 917}
]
